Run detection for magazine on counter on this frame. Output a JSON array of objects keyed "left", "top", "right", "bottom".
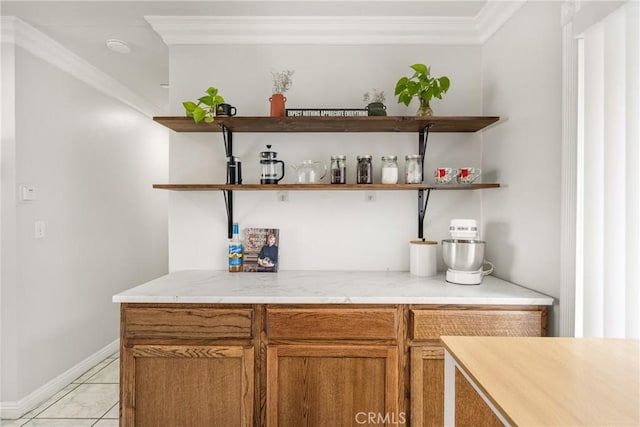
[{"left": 242, "top": 228, "right": 280, "bottom": 272}]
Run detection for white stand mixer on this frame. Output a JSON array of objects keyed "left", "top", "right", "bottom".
[{"left": 442, "top": 219, "right": 493, "bottom": 285}]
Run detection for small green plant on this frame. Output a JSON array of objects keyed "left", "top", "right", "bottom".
[
  {"left": 183, "top": 87, "right": 225, "bottom": 123},
  {"left": 395, "top": 64, "right": 450, "bottom": 115}
]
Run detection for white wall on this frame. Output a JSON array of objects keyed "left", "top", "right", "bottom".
[
  {"left": 481, "top": 2, "right": 562, "bottom": 334},
  {"left": 164, "top": 3, "right": 565, "bottom": 333},
  {"left": 168, "top": 44, "right": 486, "bottom": 272},
  {"left": 1, "top": 37, "right": 19, "bottom": 406},
  {"left": 1, "top": 43, "right": 169, "bottom": 407}
]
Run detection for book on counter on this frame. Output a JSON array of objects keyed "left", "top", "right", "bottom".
[
  {"left": 242, "top": 228, "right": 280, "bottom": 272},
  {"left": 286, "top": 108, "right": 368, "bottom": 117}
]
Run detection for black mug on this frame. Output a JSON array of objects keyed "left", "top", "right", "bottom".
[{"left": 216, "top": 103, "right": 237, "bottom": 117}]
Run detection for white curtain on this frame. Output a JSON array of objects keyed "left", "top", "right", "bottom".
[{"left": 575, "top": 1, "right": 639, "bottom": 338}]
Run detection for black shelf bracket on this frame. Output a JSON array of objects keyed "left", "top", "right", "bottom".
[
  {"left": 222, "top": 189, "right": 233, "bottom": 238},
  {"left": 418, "top": 189, "right": 432, "bottom": 240},
  {"left": 220, "top": 124, "right": 234, "bottom": 238},
  {"left": 417, "top": 125, "right": 433, "bottom": 240}
]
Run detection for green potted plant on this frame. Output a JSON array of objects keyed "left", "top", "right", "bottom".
[
  {"left": 363, "top": 88, "right": 387, "bottom": 116},
  {"left": 183, "top": 86, "right": 225, "bottom": 123},
  {"left": 395, "top": 64, "right": 450, "bottom": 116}
]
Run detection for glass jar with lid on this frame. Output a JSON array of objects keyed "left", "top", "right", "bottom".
[
  {"left": 330, "top": 155, "right": 346, "bottom": 184},
  {"left": 381, "top": 155, "right": 399, "bottom": 184},
  {"left": 356, "top": 155, "right": 373, "bottom": 184},
  {"left": 405, "top": 154, "right": 422, "bottom": 184}
]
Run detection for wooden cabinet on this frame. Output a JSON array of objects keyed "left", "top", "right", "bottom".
[
  {"left": 411, "top": 346, "right": 445, "bottom": 427},
  {"left": 266, "top": 307, "right": 398, "bottom": 340},
  {"left": 453, "top": 367, "right": 503, "bottom": 426},
  {"left": 408, "top": 305, "right": 547, "bottom": 426},
  {"left": 120, "top": 303, "right": 547, "bottom": 426},
  {"left": 411, "top": 307, "right": 547, "bottom": 339},
  {"left": 121, "top": 344, "right": 254, "bottom": 426},
  {"left": 265, "top": 306, "right": 402, "bottom": 426},
  {"left": 267, "top": 345, "right": 399, "bottom": 426},
  {"left": 120, "top": 304, "right": 257, "bottom": 426}
]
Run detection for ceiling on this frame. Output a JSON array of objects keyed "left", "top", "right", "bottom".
[{"left": 1, "top": 1, "right": 495, "bottom": 113}]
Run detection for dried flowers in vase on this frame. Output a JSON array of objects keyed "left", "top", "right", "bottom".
[
  {"left": 271, "top": 70, "right": 294, "bottom": 94},
  {"left": 270, "top": 70, "right": 294, "bottom": 117},
  {"left": 362, "top": 88, "right": 386, "bottom": 105},
  {"left": 363, "top": 88, "right": 387, "bottom": 116}
]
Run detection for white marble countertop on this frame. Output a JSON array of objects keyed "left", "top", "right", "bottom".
[{"left": 112, "top": 270, "right": 554, "bottom": 305}]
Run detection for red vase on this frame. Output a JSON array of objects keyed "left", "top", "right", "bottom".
[{"left": 269, "top": 93, "right": 287, "bottom": 117}]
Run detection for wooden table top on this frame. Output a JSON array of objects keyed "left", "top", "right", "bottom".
[{"left": 441, "top": 336, "right": 640, "bottom": 426}]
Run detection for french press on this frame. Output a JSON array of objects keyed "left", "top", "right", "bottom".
[{"left": 260, "top": 145, "right": 285, "bottom": 184}]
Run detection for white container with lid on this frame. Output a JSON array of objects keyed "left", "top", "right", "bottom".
[
  {"left": 405, "top": 154, "right": 422, "bottom": 184},
  {"left": 381, "top": 155, "right": 398, "bottom": 184}
]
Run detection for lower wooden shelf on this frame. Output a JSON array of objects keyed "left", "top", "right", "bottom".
[{"left": 153, "top": 183, "right": 500, "bottom": 191}]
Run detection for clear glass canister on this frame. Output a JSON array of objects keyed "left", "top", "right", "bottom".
[
  {"left": 330, "top": 155, "right": 346, "bottom": 184},
  {"left": 405, "top": 154, "right": 422, "bottom": 184},
  {"left": 381, "top": 155, "right": 399, "bottom": 184},
  {"left": 356, "top": 155, "right": 373, "bottom": 184}
]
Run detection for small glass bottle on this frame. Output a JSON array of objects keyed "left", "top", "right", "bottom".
[
  {"left": 381, "top": 155, "right": 399, "bottom": 184},
  {"left": 228, "top": 223, "right": 243, "bottom": 272},
  {"left": 405, "top": 154, "right": 422, "bottom": 184},
  {"left": 330, "top": 155, "right": 346, "bottom": 184},
  {"left": 356, "top": 155, "right": 373, "bottom": 184}
]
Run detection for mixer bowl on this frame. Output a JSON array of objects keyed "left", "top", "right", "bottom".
[{"left": 442, "top": 239, "right": 485, "bottom": 271}]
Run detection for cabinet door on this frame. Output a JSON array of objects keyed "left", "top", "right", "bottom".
[
  {"left": 411, "top": 347, "right": 444, "bottom": 427},
  {"left": 453, "top": 367, "right": 502, "bottom": 427},
  {"left": 121, "top": 345, "right": 254, "bottom": 427},
  {"left": 409, "top": 307, "right": 547, "bottom": 426},
  {"left": 267, "top": 345, "right": 401, "bottom": 427}
]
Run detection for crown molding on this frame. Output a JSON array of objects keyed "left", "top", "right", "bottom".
[
  {"left": 475, "top": 0, "right": 526, "bottom": 43},
  {"left": 1, "top": 16, "right": 164, "bottom": 117},
  {"left": 146, "top": 4, "right": 525, "bottom": 46}
]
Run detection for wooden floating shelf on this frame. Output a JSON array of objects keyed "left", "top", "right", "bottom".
[
  {"left": 153, "top": 116, "right": 500, "bottom": 133},
  {"left": 153, "top": 183, "right": 501, "bottom": 191}
]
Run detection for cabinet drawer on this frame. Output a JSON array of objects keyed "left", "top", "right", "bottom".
[
  {"left": 123, "top": 307, "right": 253, "bottom": 340},
  {"left": 267, "top": 308, "right": 397, "bottom": 340},
  {"left": 411, "top": 309, "right": 543, "bottom": 340}
]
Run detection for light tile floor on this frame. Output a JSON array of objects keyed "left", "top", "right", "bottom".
[{"left": 1, "top": 353, "right": 119, "bottom": 427}]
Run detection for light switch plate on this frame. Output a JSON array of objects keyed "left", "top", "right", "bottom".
[
  {"left": 34, "top": 221, "right": 45, "bottom": 239},
  {"left": 20, "top": 185, "right": 36, "bottom": 202}
]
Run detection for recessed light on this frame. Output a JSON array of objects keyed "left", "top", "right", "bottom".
[{"left": 106, "top": 39, "right": 131, "bottom": 54}]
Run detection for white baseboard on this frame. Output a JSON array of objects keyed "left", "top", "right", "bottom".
[{"left": 0, "top": 339, "right": 119, "bottom": 420}]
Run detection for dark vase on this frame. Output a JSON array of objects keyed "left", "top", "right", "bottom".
[{"left": 366, "top": 102, "right": 387, "bottom": 116}]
